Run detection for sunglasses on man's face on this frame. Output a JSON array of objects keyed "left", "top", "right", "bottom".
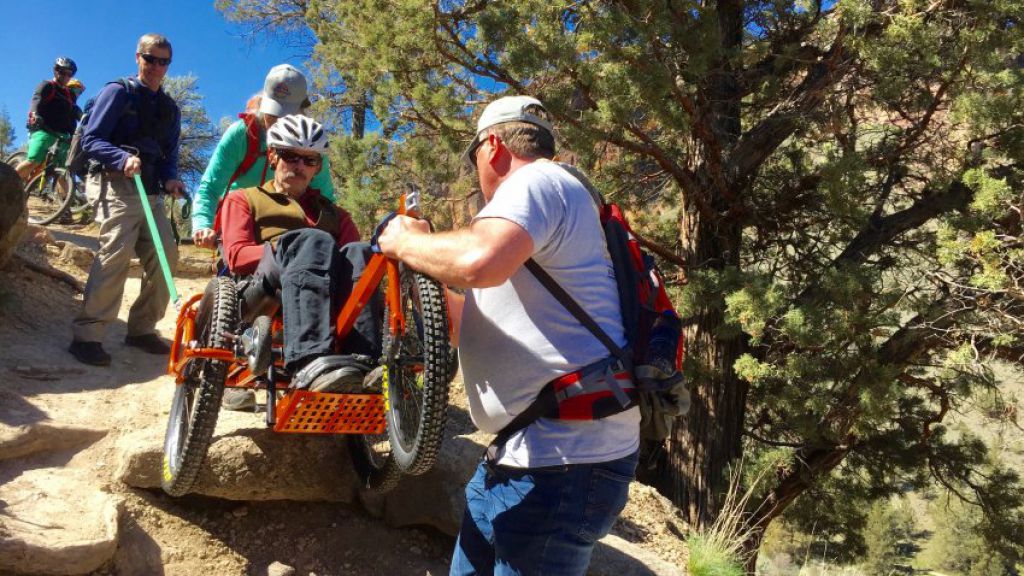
[
  {"left": 276, "top": 150, "right": 321, "bottom": 167},
  {"left": 56, "top": 68, "right": 74, "bottom": 77},
  {"left": 467, "top": 139, "right": 483, "bottom": 166},
  {"left": 139, "top": 53, "right": 172, "bottom": 67}
]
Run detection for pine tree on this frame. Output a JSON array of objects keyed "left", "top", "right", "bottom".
[
  {"left": 216, "top": 0, "right": 1024, "bottom": 566},
  {"left": 161, "top": 75, "right": 218, "bottom": 190},
  {"left": 861, "top": 499, "right": 914, "bottom": 575},
  {"left": 0, "top": 107, "right": 16, "bottom": 158}
]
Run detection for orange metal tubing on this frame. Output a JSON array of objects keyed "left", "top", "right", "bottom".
[{"left": 334, "top": 253, "right": 388, "bottom": 343}]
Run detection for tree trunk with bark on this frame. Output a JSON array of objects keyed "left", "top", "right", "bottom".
[
  {"left": 668, "top": 212, "right": 748, "bottom": 527},
  {"left": 663, "top": 0, "right": 748, "bottom": 530}
]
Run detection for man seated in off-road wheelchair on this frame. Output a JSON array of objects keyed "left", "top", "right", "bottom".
[
  {"left": 162, "top": 114, "right": 454, "bottom": 499},
  {"left": 217, "top": 114, "right": 382, "bottom": 411}
]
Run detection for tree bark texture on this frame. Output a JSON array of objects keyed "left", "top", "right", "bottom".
[
  {"left": 669, "top": 212, "right": 747, "bottom": 527},
  {"left": 662, "top": 0, "right": 748, "bottom": 530}
]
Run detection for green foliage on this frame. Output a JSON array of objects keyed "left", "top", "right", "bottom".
[
  {"left": 920, "top": 495, "right": 1017, "bottom": 576},
  {"left": 861, "top": 498, "right": 915, "bottom": 575},
  {"left": 687, "top": 534, "right": 745, "bottom": 576},
  {"left": 215, "top": 0, "right": 1024, "bottom": 563},
  {"left": 0, "top": 106, "right": 15, "bottom": 158},
  {"left": 161, "top": 75, "right": 218, "bottom": 191},
  {"left": 686, "top": 459, "right": 764, "bottom": 576}
]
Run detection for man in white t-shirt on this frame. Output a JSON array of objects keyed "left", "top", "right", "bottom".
[{"left": 378, "top": 95, "right": 639, "bottom": 576}]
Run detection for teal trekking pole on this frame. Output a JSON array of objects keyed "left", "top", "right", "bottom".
[{"left": 133, "top": 174, "right": 181, "bottom": 310}]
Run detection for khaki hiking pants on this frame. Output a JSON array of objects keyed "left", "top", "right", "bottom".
[{"left": 72, "top": 172, "right": 178, "bottom": 343}]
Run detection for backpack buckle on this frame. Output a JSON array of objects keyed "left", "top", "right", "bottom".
[{"left": 610, "top": 356, "right": 632, "bottom": 376}]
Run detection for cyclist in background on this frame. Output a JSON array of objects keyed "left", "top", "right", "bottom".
[{"left": 16, "top": 57, "right": 83, "bottom": 182}]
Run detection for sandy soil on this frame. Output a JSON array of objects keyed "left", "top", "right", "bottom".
[
  {"left": 0, "top": 222, "right": 688, "bottom": 575},
  {"left": 1, "top": 225, "right": 453, "bottom": 575}
]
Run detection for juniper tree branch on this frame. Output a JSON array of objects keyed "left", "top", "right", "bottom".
[
  {"left": 743, "top": 428, "right": 806, "bottom": 448},
  {"left": 728, "top": 31, "right": 851, "bottom": 190},
  {"left": 791, "top": 178, "right": 973, "bottom": 307}
]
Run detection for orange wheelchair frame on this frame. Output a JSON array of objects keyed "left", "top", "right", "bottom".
[{"left": 161, "top": 191, "right": 455, "bottom": 496}]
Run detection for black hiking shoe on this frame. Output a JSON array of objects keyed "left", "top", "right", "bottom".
[
  {"left": 292, "top": 355, "right": 373, "bottom": 393},
  {"left": 124, "top": 333, "right": 171, "bottom": 355},
  {"left": 69, "top": 340, "right": 111, "bottom": 366}
]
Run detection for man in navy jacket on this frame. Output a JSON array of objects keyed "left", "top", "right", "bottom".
[{"left": 70, "top": 33, "right": 184, "bottom": 366}]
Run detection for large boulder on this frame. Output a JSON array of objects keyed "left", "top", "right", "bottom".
[
  {"left": 0, "top": 421, "right": 107, "bottom": 462},
  {"left": 118, "top": 406, "right": 685, "bottom": 575},
  {"left": 118, "top": 409, "right": 360, "bottom": 502},
  {"left": 359, "top": 409, "right": 486, "bottom": 535},
  {"left": 0, "top": 468, "right": 121, "bottom": 575},
  {"left": 0, "top": 162, "right": 27, "bottom": 268}
]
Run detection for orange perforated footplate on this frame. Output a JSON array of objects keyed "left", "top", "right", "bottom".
[{"left": 274, "top": 391, "right": 386, "bottom": 434}]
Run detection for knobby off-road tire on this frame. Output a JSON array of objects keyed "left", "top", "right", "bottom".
[
  {"left": 161, "top": 277, "right": 237, "bottom": 497},
  {"left": 384, "top": 267, "right": 452, "bottom": 475},
  {"left": 348, "top": 278, "right": 403, "bottom": 495},
  {"left": 65, "top": 175, "right": 91, "bottom": 222},
  {"left": 25, "top": 168, "right": 74, "bottom": 225},
  {"left": 347, "top": 431, "right": 403, "bottom": 495}
]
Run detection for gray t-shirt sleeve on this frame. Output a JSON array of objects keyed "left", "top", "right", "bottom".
[{"left": 474, "top": 168, "right": 565, "bottom": 254}]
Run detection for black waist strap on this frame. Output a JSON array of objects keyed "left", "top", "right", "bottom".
[{"left": 485, "top": 357, "right": 637, "bottom": 463}]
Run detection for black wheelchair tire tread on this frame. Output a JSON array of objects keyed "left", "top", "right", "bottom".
[
  {"left": 346, "top": 434, "right": 403, "bottom": 495},
  {"left": 161, "top": 277, "right": 237, "bottom": 496},
  {"left": 385, "top": 271, "right": 452, "bottom": 476}
]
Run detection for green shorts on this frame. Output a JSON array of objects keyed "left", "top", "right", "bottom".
[{"left": 26, "top": 129, "right": 70, "bottom": 166}]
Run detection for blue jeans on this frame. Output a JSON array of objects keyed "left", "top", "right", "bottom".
[{"left": 450, "top": 451, "right": 638, "bottom": 576}]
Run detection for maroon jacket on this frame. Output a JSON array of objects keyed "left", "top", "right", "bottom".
[{"left": 220, "top": 184, "right": 360, "bottom": 276}]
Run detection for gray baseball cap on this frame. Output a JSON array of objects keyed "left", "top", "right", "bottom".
[
  {"left": 462, "top": 95, "right": 554, "bottom": 164},
  {"left": 260, "top": 64, "right": 309, "bottom": 117}
]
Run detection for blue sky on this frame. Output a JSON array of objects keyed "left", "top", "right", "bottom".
[{"left": 0, "top": 0, "right": 311, "bottom": 147}]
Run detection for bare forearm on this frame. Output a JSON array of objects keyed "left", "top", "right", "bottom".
[
  {"left": 379, "top": 215, "right": 534, "bottom": 289},
  {"left": 394, "top": 228, "right": 489, "bottom": 288}
]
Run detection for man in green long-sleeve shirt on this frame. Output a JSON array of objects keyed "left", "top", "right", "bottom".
[{"left": 190, "top": 64, "right": 335, "bottom": 248}]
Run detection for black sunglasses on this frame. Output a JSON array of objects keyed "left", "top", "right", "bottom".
[
  {"left": 139, "top": 53, "right": 172, "bottom": 67},
  {"left": 467, "top": 138, "right": 483, "bottom": 165},
  {"left": 55, "top": 68, "right": 74, "bottom": 76},
  {"left": 466, "top": 134, "right": 503, "bottom": 170},
  {"left": 276, "top": 149, "right": 321, "bottom": 167}
]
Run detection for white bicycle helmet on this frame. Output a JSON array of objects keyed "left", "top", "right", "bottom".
[{"left": 266, "top": 114, "right": 329, "bottom": 156}]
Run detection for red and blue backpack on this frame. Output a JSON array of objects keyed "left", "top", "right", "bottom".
[{"left": 487, "top": 163, "right": 689, "bottom": 460}]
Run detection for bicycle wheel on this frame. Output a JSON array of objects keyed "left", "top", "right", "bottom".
[
  {"left": 66, "top": 175, "right": 91, "bottom": 220},
  {"left": 25, "top": 168, "right": 74, "bottom": 225},
  {"left": 4, "top": 149, "right": 26, "bottom": 168},
  {"left": 383, "top": 266, "right": 452, "bottom": 475},
  {"left": 161, "top": 277, "right": 237, "bottom": 497}
]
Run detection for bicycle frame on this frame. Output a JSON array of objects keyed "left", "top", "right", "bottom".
[
  {"left": 23, "top": 140, "right": 76, "bottom": 226},
  {"left": 336, "top": 190, "right": 423, "bottom": 346}
]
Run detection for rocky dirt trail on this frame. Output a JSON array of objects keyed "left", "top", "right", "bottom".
[{"left": 0, "top": 223, "right": 688, "bottom": 576}]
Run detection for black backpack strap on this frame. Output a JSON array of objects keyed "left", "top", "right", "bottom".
[
  {"left": 486, "top": 384, "right": 559, "bottom": 462},
  {"left": 485, "top": 259, "right": 631, "bottom": 463},
  {"left": 523, "top": 258, "right": 627, "bottom": 361}
]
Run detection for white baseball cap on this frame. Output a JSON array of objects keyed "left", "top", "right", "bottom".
[
  {"left": 462, "top": 95, "right": 554, "bottom": 164},
  {"left": 259, "top": 64, "right": 309, "bottom": 117}
]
